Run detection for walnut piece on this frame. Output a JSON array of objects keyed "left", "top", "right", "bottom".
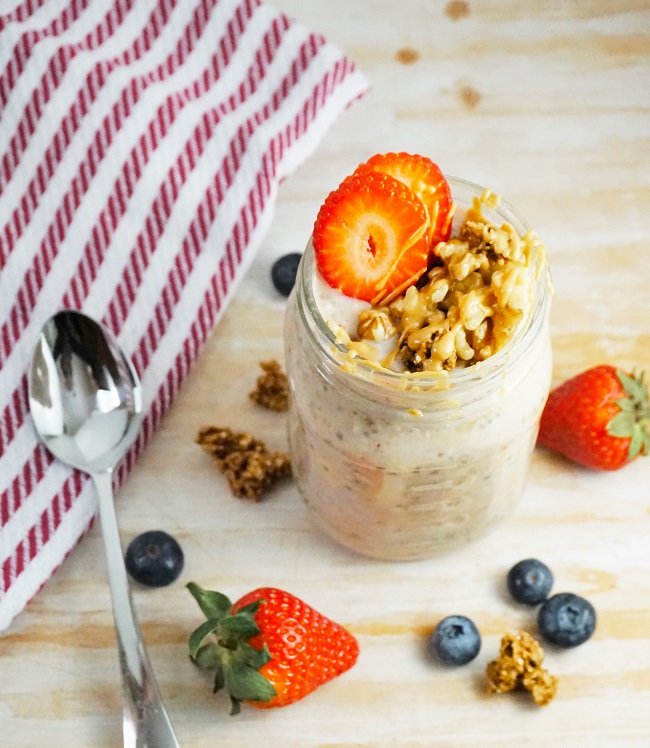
[
  {"left": 358, "top": 308, "right": 397, "bottom": 341},
  {"left": 196, "top": 426, "right": 291, "bottom": 501},
  {"left": 249, "top": 359, "right": 290, "bottom": 412},
  {"left": 486, "top": 631, "right": 558, "bottom": 707}
]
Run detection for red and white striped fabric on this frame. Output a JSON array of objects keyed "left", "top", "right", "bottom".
[{"left": 0, "top": 0, "right": 367, "bottom": 631}]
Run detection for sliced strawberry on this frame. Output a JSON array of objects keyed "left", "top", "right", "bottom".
[
  {"left": 353, "top": 152, "right": 453, "bottom": 247},
  {"left": 313, "top": 170, "right": 429, "bottom": 302}
]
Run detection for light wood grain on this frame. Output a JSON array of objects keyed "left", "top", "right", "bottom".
[{"left": 3, "top": 1, "right": 650, "bottom": 746}]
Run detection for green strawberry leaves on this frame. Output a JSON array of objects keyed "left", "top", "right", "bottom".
[
  {"left": 187, "top": 582, "right": 277, "bottom": 714},
  {"left": 617, "top": 370, "right": 649, "bottom": 403},
  {"left": 609, "top": 370, "right": 650, "bottom": 461},
  {"left": 186, "top": 582, "right": 232, "bottom": 620},
  {"left": 219, "top": 612, "right": 262, "bottom": 641},
  {"left": 192, "top": 643, "right": 222, "bottom": 669},
  {"left": 188, "top": 618, "right": 224, "bottom": 657}
]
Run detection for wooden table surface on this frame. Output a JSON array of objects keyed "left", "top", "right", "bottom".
[{"left": 2, "top": 1, "right": 650, "bottom": 746}]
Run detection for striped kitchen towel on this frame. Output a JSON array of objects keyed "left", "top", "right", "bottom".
[{"left": 0, "top": 0, "right": 368, "bottom": 631}]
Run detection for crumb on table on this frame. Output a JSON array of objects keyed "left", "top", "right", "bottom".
[
  {"left": 196, "top": 426, "right": 291, "bottom": 501},
  {"left": 249, "top": 359, "right": 289, "bottom": 412},
  {"left": 486, "top": 631, "right": 558, "bottom": 706}
]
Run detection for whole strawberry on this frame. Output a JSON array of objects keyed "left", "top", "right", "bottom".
[
  {"left": 187, "top": 583, "right": 359, "bottom": 714},
  {"left": 538, "top": 365, "right": 649, "bottom": 470}
]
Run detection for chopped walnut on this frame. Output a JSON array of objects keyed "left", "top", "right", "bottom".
[
  {"left": 486, "top": 632, "right": 558, "bottom": 706},
  {"left": 358, "top": 308, "right": 397, "bottom": 341},
  {"left": 249, "top": 359, "right": 289, "bottom": 412},
  {"left": 196, "top": 426, "right": 291, "bottom": 501}
]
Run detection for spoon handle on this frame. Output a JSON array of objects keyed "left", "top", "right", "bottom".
[{"left": 92, "top": 470, "right": 180, "bottom": 748}]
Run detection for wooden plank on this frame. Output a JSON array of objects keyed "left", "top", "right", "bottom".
[{"left": 2, "top": 1, "right": 649, "bottom": 744}]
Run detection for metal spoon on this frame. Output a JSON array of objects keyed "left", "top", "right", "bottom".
[{"left": 29, "top": 309, "right": 180, "bottom": 748}]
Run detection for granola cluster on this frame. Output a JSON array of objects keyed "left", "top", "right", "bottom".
[
  {"left": 196, "top": 426, "right": 291, "bottom": 502},
  {"left": 486, "top": 631, "right": 558, "bottom": 706},
  {"left": 249, "top": 359, "right": 290, "bottom": 412},
  {"left": 356, "top": 192, "right": 546, "bottom": 372}
]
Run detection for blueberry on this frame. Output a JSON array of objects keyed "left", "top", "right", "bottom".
[
  {"left": 429, "top": 615, "right": 481, "bottom": 665},
  {"left": 271, "top": 253, "right": 302, "bottom": 297},
  {"left": 537, "top": 592, "right": 596, "bottom": 647},
  {"left": 507, "top": 558, "right": 554, "bottom": 605},
  {"left": 125, "top": 530, "right": 184, "bottom": 588}
]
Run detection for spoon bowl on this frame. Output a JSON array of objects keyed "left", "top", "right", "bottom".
[
  {"left": 29, "top": 310, "right": 143, "bottom": 472},
  {"left": 29, "top": 309, "right": 179, "bottom": 748}
]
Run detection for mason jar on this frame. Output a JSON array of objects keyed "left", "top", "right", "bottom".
[{"left": 284, "top": 177, "right": 552, "bottom": 561}]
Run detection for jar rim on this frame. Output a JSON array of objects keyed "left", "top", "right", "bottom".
[{"left": 297, "top": 175, "right": 552, "bottom": 394}]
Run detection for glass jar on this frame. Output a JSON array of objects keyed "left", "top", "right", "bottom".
[{"left": 284, "top": 177, "right": 552, "bottom": 561}]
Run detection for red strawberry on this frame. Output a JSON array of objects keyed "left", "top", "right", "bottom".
[
  {"left": 538, "top": 365, "right": 650, "bottom": 470},
  {"left": 313, "top": 169, "right": 429, "bottom": 302},
  {"left": 353, "top": 152, "right": 453, "bottom": 247},
  {"left": 187, "top": 583, "right": 359, "bottom": 714}
]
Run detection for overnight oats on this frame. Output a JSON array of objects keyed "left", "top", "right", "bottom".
[{"left": 284, "top": 153, "right": 552, "bottom": 561}]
